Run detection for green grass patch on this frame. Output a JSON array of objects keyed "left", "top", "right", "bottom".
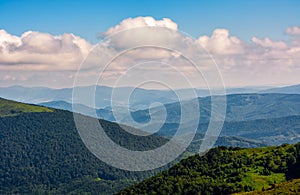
[
  {"left": 0, "top": 98, "right": 53, "bottom": 117},
  {"left": 239, "top": 170, "right": 286, "bottom": 191},
  {"left": 237, "top": 178, "right": 300, "bottom": 195}
]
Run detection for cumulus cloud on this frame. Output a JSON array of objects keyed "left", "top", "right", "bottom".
[
  {"left": 198, "top": 27, "right": 300, "bottom": 66},
  {"left": 198, "top": 29, "right": 245, "bottom": 55},
  {"left": 0, "top": 17, "right": 300, "bottom": 88},
  {"left": 101, "top": 17, "right": 182, "bottom": 52},
  {"left": 0, "top": 30, "right": 92, "bottom": 71},
  {"left": 104, "top": 16, "right": 178, "bottom": 36},
  {"left": 196, "top": 26, "right": 300, "bottom": 86}
]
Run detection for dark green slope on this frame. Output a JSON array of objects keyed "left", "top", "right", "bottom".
[
  {"left": 0, "top": 103, "right": 168, "bottom": 194},
  {"left": 119, "top": 143, "right": 300, "bottom": 195},
  {"left": 0, "top": 97, "right": 269, "bottom": 194}
]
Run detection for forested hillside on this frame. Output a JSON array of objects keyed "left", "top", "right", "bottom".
[
  {"left": 1, "top": 98, "right": 261, "bottom": 194},
  {"left": 237, "top": 178, "right": 300, "bottom": 194},
  {"left": 1, "top": 97, "right": 299, "bottom": 194},
  {"left": 0, "top": 101, "right": 168, "bottom": 194},
  {"left": 119, "top": 143, "right": 300, "bottom": 194}
]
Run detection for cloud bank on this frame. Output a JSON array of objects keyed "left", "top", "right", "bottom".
[
  {"left": 0, "top": 16, "right": 300, "bottom": 88},
  {"left": 0, "top": 30, "right": 92, "bottom": 71}
]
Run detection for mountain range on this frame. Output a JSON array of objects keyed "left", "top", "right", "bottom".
[
  {"left": 0, "top": 84, "right": 286, "bottom": 110},
  {"left": 261, "top": 84, "right": 300, "bottom": 94},
  {"left": 1, "top": 83, "right": 300, "bottom": 194},
  {"left": 0, "top": 97, "right": 270, "bottom": 194},
  {"left": 120, "top": 93, "right": 300, "bottom": 144}
]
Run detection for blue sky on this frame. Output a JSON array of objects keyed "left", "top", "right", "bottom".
[{"left": 1, "top": 0, "right": 300, "bottom": 43}]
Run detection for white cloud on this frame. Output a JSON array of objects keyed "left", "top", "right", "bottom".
[
  {"left": 196, "top": 26, "right": 300, "bottom": 86},
  {"left": 0, "top": 18, "right": 300, "bottom": 88},
  {"left": 0, "top": 29, "right": 21, "bottom": 47},
  {"left": 104, "top": 16, "right": 178, "bottom": 36},
  {"left": 101, "top": 17, "right": 182, "bottom": 51},
  {"left": 197, "top": 27, "right": 300, "bottom": 68},
  {"left": 198, "top": 29, "right": 245, "bottom": 55},
  {"left": 0, "top": 30, "right": 92, "bottom": 71},
  {"left": 251, "top": 37, "right": 287, "bottom": 50},
  {"left": 286, "top": 26, "right": 300, "bottom": 36}
]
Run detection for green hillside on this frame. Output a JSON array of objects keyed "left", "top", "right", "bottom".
[
  {"left": 0, "top": 97, "right": 271, "bottom": 194},
  {"left": 119, "top": 143, "right": 300, "bottom": 194},
  {"left": 0, "top": 97, "right": 53, "bottom": 117},
  {"left": 236, "top": 178, "right": 300, "bottom": 195},
  {"left": 1, "top": 97, "right": 300, "bottom": 194},
  {"left": 0, "top": 101, "right": 168, "bottom": 194}
]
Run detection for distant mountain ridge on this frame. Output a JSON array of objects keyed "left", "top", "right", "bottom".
[
  {"left": 39, "top": 100, "right": 115, "bottom": 121},
  {"left": 39, "top": 93, "right": 300, "bottom": 124},
  {"left": 38, "top": 94, "right": 300, "bottom": 146},
  {"left": 260, "top": 84, "right": 300, "bottom": 94},
  {"left": 0, "top": 84, "right": 277, "bottom": 110},
  {"left": 125, "top": 93, "right": 300, "bottom": 134}
]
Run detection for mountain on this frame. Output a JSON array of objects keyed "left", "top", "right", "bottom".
[
  {"left": 260, "top": 84, "right": 300, "bottom": 94},
  {"left": 118, "top": 142, "right": 300, "bottom": 194},
  {"left": 0, "top": 85, "right": 274, "bottom": 111},
  {"left": 125, "top": 93, "right": 300, "bottom": 135},
  {"left": 0, "top": 97, "right": 267, "bottom": 194},
  {"left": 187, "top": 134, "right": 266, "bottom": 154},
  {"left": 143, "top": 115, "right": 300, "bottom": 146},
  {"left": 39, "top": 100, "right": 75, "bottom": 111},
  {"left": 219, "top": 115, "right": 300, "bottom": 145},
  {"left": 39, "top": 94, "right": 300, "bottom": 135},
  {"left": 226, "top": 86, "right": 271, "bottom": 94},
  {"left": 0, "top": 98, "right": 170, "bottom": 194},
  {"left": 224, "top": 93, "right": 300, "bottom": 121},
  {"left": 0, "top": 85, "right": 71, "bottom": 104},
  {"left": 131, "top": 93, "right": 300, "bottom": 124},
  {"left": 0, "top": 85, "right": 181, "bottom": 110},
  {"left": 40, "top": 94, "right": 300, "bottom": 146},
  {"left": 39, "top": 100, "right": 116, "bottom": 121}
]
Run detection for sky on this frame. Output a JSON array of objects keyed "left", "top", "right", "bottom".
[
  {"left": 0, "top": 0, "right": 300, "bottom": 88},
  {"left": 1, "top": 0, "right": 300, "bottom": 42}
]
